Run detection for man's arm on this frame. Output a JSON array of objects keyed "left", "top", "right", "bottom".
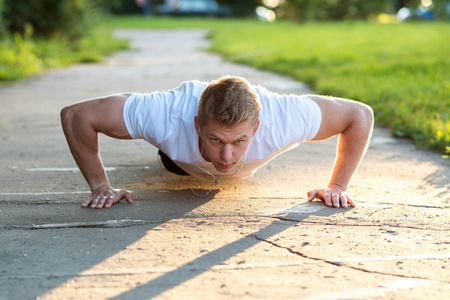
[
  {"left": 307, "top": 95, "right": 374, "bottom": 208},
  {"left": 60, "top": 94, "right": 134, "bottom": 209}
]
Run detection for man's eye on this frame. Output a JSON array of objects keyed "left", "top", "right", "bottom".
[
  {"left": 236, "top": 140, "right": 244, "bottom": 144},
  {"left": 211, "top": 138, "right": 219, "bottom": 143}
]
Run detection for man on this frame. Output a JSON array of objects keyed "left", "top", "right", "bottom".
[{"left": 61, "top": 76, "right": 373, "bottom": 209}]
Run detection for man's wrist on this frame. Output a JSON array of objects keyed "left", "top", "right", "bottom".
[
  {"left": 90, "top": 182, "right": 111, "bottom": 192},
  {"left": 327, "top": 182, "right": 347, "bottom": 191}
]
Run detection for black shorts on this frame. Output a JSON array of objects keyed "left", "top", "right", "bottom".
[{"left": 158, "top": 150, "right": 190, "bottom": 176}]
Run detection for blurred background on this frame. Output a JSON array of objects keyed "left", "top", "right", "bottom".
[
  {"left": 1, "top": 0, "right": 449, "bottom": 39},
  {"left": 0, "top": 0, "right": 449, "bottom": 156}
]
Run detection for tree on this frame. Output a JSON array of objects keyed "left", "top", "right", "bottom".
[
  {"left": 2, "top": 0, "right": 93, "bottom": 38},
  {"left": 393, "top": 0, "right": 421, "bottom": 11},
  {"left": 217, "top": 0, "right": 261, "bottom": 17},
  {"left": 282, "top": 0, "right": 393, "bottom": 21},
  {"left": 0, "top": 0, "right": 5, "bottom": 36}
]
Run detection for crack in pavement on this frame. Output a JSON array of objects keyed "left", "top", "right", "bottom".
[
  {"left": 273, "top": 216, "right": 450, "bottom": 231},
  {"left": 252, "top": 234, "right": 450, "bottom": 285},
  {"left": 0, "top": 262, "right": 311, "bottom": 281},
  {"left": 357, "top": 201, "right": 450, "bottom": 209},
  {"left": 0, "top": 219, "right": 151, "bottom": 230},
  {"left": 3, "top": 213, "right": 448, "bottom": 231},
  {"left": 0, "top": 200, "right": 75, "bottom": 205},
  {"left": 366, "top": 206, "right": 393, "bottom": 217}
]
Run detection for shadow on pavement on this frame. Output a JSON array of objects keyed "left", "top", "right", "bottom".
[
  {"left": 0, "top": 189, "right": 216, "bottom": 300},
  {"left": 109, "top": 202, "right": 342, "bottom": 300}
]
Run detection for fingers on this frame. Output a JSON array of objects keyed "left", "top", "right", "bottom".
[
  {"left": 104, "top": 190, "right": 133, "bottom": 208},
  {"left": 331, "top": 193, "right": 340, "bottom": 208},
  {"left": 86, "top": 194, "right": 114, "bottom": 209},
  {"left": 124, "top": 191, "right": 134, "bottom": 203},
  {"left": 307, "top": 188, "right": 356, "bottom": 208},
  {"left": 82, "top": 195, "right": 94, "bottom": 208},
  {"left": 82, "top": 189, "right": 133, "bottom": 209},
  {"left": 307, "top": 189, "right": 333, "bottom": 207},
  {"left": 307, "top": 190, "right": 318, "bottom": 202},
  {"left": 329, "top": 192, "right": 350, "bottom": 208},
  {"left": 94, "top": 194, "right": 115, "bottom": 209},
  {"left": 339, "top": 194, "right": 348, "bottom": 208},
  {"left": 346, "top": 194, "right": 356, "bottom": 207},
  {"left": 104, "top": 196, "right": 115, "bottom": 208}
]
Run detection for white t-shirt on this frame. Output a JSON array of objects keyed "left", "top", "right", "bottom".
[{"left": 123, "top": 80, "right": 322, "bottom": 181}]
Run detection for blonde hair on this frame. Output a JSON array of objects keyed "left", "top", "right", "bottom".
[{"left": 197, "top": 76, "right": 261, "bottom": 127}]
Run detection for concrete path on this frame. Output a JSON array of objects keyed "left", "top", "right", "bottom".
[{"left": 0, "top": 29, "right": 449, "bottom": 300}]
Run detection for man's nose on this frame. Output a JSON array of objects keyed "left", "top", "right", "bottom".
[{"left": 220, "top": 145, "right": 233, "bottom": 162}]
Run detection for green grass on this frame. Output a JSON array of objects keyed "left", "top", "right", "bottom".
[
  {"left": 99, "top": 14, "right": 231, "bottom": 29},
  {"left": 102, "top": 16, "right": 450, "bottom": 156},
  {"left": 0, "top": 27, "right": 128, "bottom": 81}
]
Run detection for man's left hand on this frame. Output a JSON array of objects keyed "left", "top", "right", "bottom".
[{"left": 307, "top": 187, "right": 355, "bottom": 208}]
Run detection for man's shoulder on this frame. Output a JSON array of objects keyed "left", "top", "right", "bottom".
[{"left": 179, "top": 80, "right": 209, "bottom": 92}]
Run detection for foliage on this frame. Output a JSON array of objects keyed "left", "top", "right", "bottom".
[
  {"left": 216, "top": 0, "right": 261, "bottom": 17},
  {"left": 281, "top": 0, "right": 450, "bottom": 21},
  {"left": 2, "top": 0, "right": 94, "bottom": 38},
  {"left": 0, "top": 27, "right": 128, "bottom": 81},
  {"left": 94, "top": 0, "right": 261, "bottom": 17},
  {"left": 96, "top": 0, "right": 141, "bottom": 14},
  {"left": 393, "top": 0, "right": 421, "bottom": 10},
  {"left": 0, "top": 0, "right": 4, "bottom": 36},
  {"left": 0, "top": 0, "right": 128, "bottom": 81},
  {"left": 431, "top": 0, "right": 450, "bottom": 19},
  {"left": 93, "top": 0, "right": 123, "bottom": 13},
  {"left": 0, "top": 33, "right": 43, "bottom": 80},
  {"left": 281, "top": 0, "right": 393, "bottom": 21}
]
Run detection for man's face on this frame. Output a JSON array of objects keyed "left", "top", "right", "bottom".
[{"left": 195, "top": 117, "right": 259, "bottom": 173}]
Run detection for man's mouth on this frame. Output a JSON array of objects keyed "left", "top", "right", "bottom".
[{"left": 217, "top": 163, "right": 234, "bottom": 171}]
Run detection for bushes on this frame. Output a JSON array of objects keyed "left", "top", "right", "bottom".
[
  {"left": 0, "top": 0, "right": 128, "bottom": 81},
  {"left": 0, "top": 27, "right": 128, "bottom": 80},
  {"left": 0, "top": 33, "right": 43, "bottom": 80},
  {"left": 0, "top": 0, "right": 5, "bottom": 36},
  {"left": 2, "top": 0, "right": 93, "bottom": 38},
  {"left": 281, "top": 0, "right": 394, "bottom": 21}
]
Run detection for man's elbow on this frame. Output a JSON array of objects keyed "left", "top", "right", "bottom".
[
  {"left": 60, "top": 104, "right": 84, "bottom": 134},
  {"left": 60, "top": 105, "right": 75, "bottom": 130},
  {"left": 355, "top": 103, "right": 374, "bottom": 138},
  {"left": 360, "top": 103, "right": 374, "bottom": 128},
  {"left": 60, "top": 105, "right": 69, "bottom": 121}
]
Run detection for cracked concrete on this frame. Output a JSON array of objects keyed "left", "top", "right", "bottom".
[{"left": 1, "top": 29, "right": 450, "bottom": 299}]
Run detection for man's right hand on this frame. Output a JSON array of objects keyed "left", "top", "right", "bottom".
[
  {"left": 61, "top": 94, "right": 134, "bottom": 210},
  {"left": 82, "top": 185, "right": 133, "bottom": 209}
]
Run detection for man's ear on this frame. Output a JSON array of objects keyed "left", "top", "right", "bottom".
[
  {"left": 194, "top": 116, "right": 201, "bottom": 136},
  {"left": 252, "top": 120, "right": 260, "bottom": 136}
]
